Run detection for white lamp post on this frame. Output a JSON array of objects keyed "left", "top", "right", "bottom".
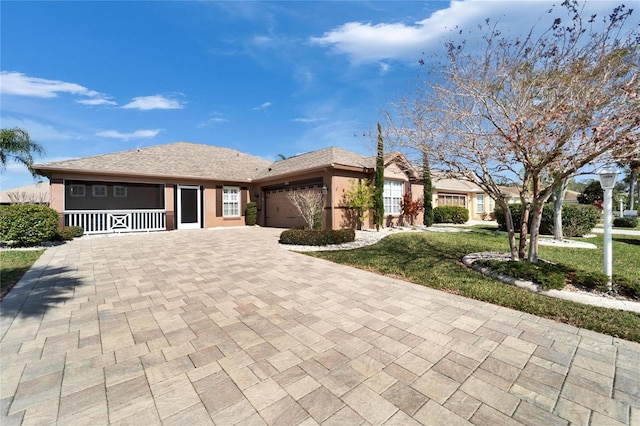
[{"left": 597, "top": 166, "right": 619, "bottom": 290}]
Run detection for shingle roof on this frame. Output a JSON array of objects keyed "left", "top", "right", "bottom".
[
  {"left": 254, "top": 146, "right": 373, "bottom": 180},
  {"left": 35, "top": 142, "right": 272, "bottom": 182}
]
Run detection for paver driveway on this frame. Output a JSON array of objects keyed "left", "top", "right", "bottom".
[{"left": 1, "top": 227, "right": 639, "bottom": 425}]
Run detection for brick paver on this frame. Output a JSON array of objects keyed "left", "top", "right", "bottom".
[{"left": 1, "top": 227, "right": 639, "bottom": 425}]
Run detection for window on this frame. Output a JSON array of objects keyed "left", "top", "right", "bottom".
[
  {"left": 113, "top": 186, "right": 127, "bottom": 198},
  {"left": 383, "top": 180, "right": 403, "bottom": 215},
  {"left": 70, "top": 184, "right": 85, "bottom": 197},
  {"left": 476, "top": 194, "right": 485, "bottom": 213},
  {"left": 92, "top": 185, "right": 107, "bottom": 197},
  {"left": 223, "top": 186, "right": 240, "bottom": 217},
  {"left": 438, "top": 193, "right": 466, "bottom": 207}
]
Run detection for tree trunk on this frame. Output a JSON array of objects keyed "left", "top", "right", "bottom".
[
  {"left": 527, "top": 200, "right": 546, "bottom": 263},
  {"left": 552, "top": 179, "right": 568, "bottom": 241},
  {"left": 629, "top": 168, "right": 638, "bottom": 210},
  {"left": 518, "top": 202, "right": 530, "bottom": 260},
  {"left": 498, "top": 198, "right": 518, "bottom": 260}
]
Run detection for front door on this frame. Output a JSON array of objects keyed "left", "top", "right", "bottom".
[{"left": 177, "top": 185, "right": 201, "bottom": 229}]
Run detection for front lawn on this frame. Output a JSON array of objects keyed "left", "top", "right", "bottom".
[
  {"left": 308, "top": 229, "right": 640, "bottom": 342},
  {"left": 1, "top": 250, "right": 44, "bottom": 299}
]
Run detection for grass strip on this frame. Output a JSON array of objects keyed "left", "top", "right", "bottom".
[{"left": 1, "top": 250, "right": 44, "bottom": 299}]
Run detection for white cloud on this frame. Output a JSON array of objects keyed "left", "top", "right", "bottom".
[
  {"left": 0, "top": 71, "right": 114, "bottom": 105},
  {"left": 76, "top": 98, "right": 116, "bottom": 106},
  {"left": 122, "top": 95, "right": 184, "bottom": 110},
  {"left": 292, "top": 117, "right": 324, "bottom": 123},
  {"left": 97, "top": 129, "right": 162, "bottom": 141},
  {"left": 310, "top": 1, "right": 619, "bottom": 64},
  {"left": 253, "top": 102, "right": 272, "bottom": 110}
]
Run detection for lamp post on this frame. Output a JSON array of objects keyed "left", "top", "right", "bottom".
[{"left": 597, "top": 166, "right": 619, "bottom": 290}]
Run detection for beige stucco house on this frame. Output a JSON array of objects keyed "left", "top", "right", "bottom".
[{"left": 33, "top": 142, "right": 492, "bottom": 234}]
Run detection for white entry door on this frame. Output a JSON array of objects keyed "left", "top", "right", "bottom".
[{"left": 177, "top": 185, "right": 201, "bottom": 229}]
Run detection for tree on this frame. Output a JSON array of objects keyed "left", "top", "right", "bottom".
[
  {"left": 400, "top": 192, "right": 423, "bottom": 225},
  {"left": 577, "top": 180, "right": 603, "bottom": 205},
  {"left": 386, "top": 1, "right": 639, "bottom": 262},
  {"left": 287, "top": 189, "right": 324, "bottom": 230},
  {"left": 1, "top": 128, "right": 45, "bottom": 177},
  {"left": 422, "top": 151, "right": 434, "bottom": 227},
  {"left": 373, "top": 123, "right": 385, "bottom": 231},
  {"left": 343, "top": 178, "right": 374, "bottom": 230}
]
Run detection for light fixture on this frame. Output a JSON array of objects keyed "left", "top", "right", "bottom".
[{"left": 321, "top": 185, "right": 328, "bottom": 195}]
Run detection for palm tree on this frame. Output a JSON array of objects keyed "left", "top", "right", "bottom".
[{"left": 0, "top": 128, "right": 45, "bottom": 177}]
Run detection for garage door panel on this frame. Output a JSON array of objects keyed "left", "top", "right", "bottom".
[{"left": 265, "top": 186, "right": 321, "bottom": 229}]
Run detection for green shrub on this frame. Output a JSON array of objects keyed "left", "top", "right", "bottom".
[
  {"left": 280, "top": 229, "right": 355, "bottom": 246},
  {"left": 614, "top": 276, "right": 640, "bottom": 299},
  {"left": 572, "top": 270, "right": 610, "bottom": 292},
  {"left": 0, "top": 204, "right": 59, "bottom": 246},
  {"left": 496, "top": 203, "right": 598, "bottom": 236},
  {"left": 54, "top": 226, "right": 76, "bottom": 241},
  {"left": 476, "top": 259, "right": 567, "bottom": 291},
  {"left": 433, "top": 206, "right": 469, "bottom": 224},
  {"left": 245, "top": 202, "right": 258, "bottom": 226},
  {"left": 557, "top": 204, "right": 599, "bottom": 237},
  {"left": 613, "top": 217, "right": 638, "bottom": 228}
]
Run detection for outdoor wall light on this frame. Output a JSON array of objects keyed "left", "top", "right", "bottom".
[{"left": 321, "top": 185, "right": 328, "bottom": 195}]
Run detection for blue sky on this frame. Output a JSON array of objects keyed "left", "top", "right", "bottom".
[{"left": 0, "top": 1, "right": 623, "bottom": 189}]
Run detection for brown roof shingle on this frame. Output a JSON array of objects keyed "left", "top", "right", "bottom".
[
  {"left": 35, "top": 142, "right": 272, "bottom": 182},
  {"left": 254, "top": 146, "right": 373, "bottom": 179}
]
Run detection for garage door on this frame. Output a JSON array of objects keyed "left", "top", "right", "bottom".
[{"left": 265, "top": 185, "right": 323, "bottom": 229}]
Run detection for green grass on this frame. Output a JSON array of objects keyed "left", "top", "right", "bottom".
[
  {"left": 1, "top": 250, "right": 44, "bottom": 298},
  {"left": 308, "top": 229, "right": 640, "bottom": 342}
]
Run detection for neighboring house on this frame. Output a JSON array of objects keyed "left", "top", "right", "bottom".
[
  {"left": 34, "top": 142, "right": 493, "bottom": 234},
  {"left": 499, "top": 186, "right": 580, "bottom": 205},
  {"left": 0, "top": 182, "right": 50, "bottom": 205}
]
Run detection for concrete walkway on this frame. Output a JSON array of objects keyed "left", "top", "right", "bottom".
[{"left": 1, "top": 228, "right": 638, "bottom": 425}]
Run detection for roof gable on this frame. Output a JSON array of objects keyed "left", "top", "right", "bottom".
[{"left": 255, "top": 146, "right": 373, "bottom": 180}]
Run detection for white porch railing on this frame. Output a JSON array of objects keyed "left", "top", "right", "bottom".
[{"left": 64, "top": 210, "right": 166, "bottom": 234}]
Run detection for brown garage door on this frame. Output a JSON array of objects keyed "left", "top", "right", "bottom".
[{"left": 265, "top": 185, "right": 323, "bottom": 228}]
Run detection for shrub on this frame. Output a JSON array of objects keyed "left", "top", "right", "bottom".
[
  {"left": 433, "top": 206, "right": 469, "bottom": 224},
  {"left": 54, "top": 226, "right": 76, "bottom": 241},
  {"left": 557, "top": 204, "right": 599, "bottom": 237},
  {"left": 571, "top": 270, "right": 610, "bottom": 292},
  {"left": 245, "top": 202, "right": 258, "bottom": 226},
  {"left": 613, "top": 217, "right": 638, "bottom": 228},
  {"left": 280, "top": 229, "right": 355, "bottom": 246},
  {"left": 614, "top": 276, "right": 640, "bottom": 299},
  {"left": 0, "top": 204, "right": 59, "bottom": 246},
  {"left": 496, "top": 203, "right": 598, "bottom": 236}
]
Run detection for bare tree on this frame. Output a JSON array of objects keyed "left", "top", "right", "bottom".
[
  {"left": 387, "top": 1, "right": 639, "bottom": 262},
  {"left": 287, "top": 189, "right": 324, "bottom": 230},
  {"left": 7, "top": 190, "right": 49, "bottom": 205}
]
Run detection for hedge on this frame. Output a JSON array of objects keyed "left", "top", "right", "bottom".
[
  {"left": 54, "top": 226, "right": 84, "bottom": 241},
  {"left": 280, "top": 229, "right": 355, "bottom": 246},
  {"left": 433, "top": 206, "right": 469, "bottom": 224},
  {"left": 495, "top": 203, "right": 598, "bottom": 237},
  {"left": 613, "top": 217, "right": 638, "bottom": 228},
  {"left": 0, "top": 204, "right": 59, "bottom": 246}
]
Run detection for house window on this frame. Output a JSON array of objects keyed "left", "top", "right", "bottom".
[
  {"left": 476, "top": 194, "right": 485, "bottom": 213},
  {"left": 70, "top": 184, "right": 85, "bottom": 197},
  {"left": 384, "top": 180, "right": 403, "bottom": 215},
  {"left": 92, "top": 185, "right": 107, "bottom": 197},
  {"left": 223, "top": 186, "right": 240, "bottom": 217},
  {"left": 113, "top": 186, "right": 127, "bottom": 198},
  {"left": 438, "top": 193, "right": 466, "bottom": 207}
]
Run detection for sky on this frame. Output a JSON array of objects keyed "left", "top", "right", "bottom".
[{"left": 0, "top": 1, "right": 627, "bottom": 189}]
